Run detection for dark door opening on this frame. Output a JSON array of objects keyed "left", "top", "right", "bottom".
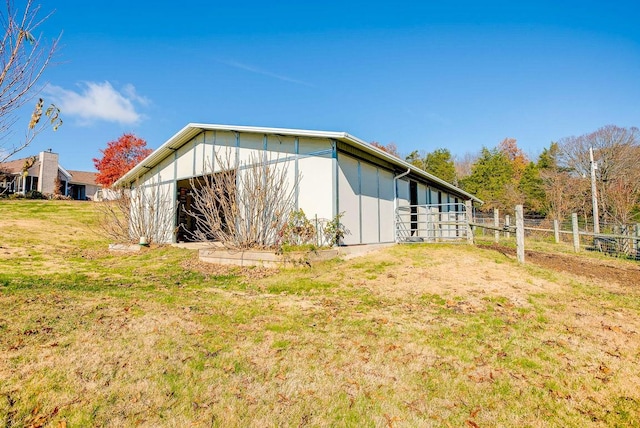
[
  {"left": 70, "top": 184, "right": 86, "bottom": 200},
  {"left": 176, "top": 171, "right": 236, "bottom": 242},
  {"left": 410, "top": 180, "right": 418, "bottom": 235}
]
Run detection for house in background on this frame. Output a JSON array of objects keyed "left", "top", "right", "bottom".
[
  {"left": 115, "top": 123, "right": 482, "bottom": 245},
  {"left": 67, "top": 169, "right": 102, "bottom": 201},
  {"left": 0, "top": 150, "right": 102, "bottom": 200}
]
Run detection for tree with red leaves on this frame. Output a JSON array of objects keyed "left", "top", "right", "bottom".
[{"left": 93, "top": 133, "right": 152, "bottom": 187}]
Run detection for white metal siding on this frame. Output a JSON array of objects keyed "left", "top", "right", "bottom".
[
  {"left": 379, "top": 170, "right": 395, "bottom": 242},
  {"left": 157, "top": 156, "right": 175, "bottom": 182},
  {"left": 417, "top": 183, "right": 427, "bottom": 205},
  {"left": 298, "top": 156, "right": 333, "bottom": 220},
  {"left": 237, "top": 133, "right": 264, "bottom": 164},
  {"left": 360, "top": 162, "right": 379, "bottom": 244},
  {"left": 176, "top": 140, "right": 196, "bottom": 179},
  {"left": 192, "top": 133, "right": 206, "bottom": 174},
  {"left": 267, "top": 134, "right": 296, "bottom": 154},
  {"left": 298, "top": 137, "right": 332, "bottom": 155},
  {"left": 430, "top": 188, "right": 439, "bottom": 206},
  {"left": 396, "top": 178, "right": 410, "bottom": 238},
  {"left": 337, "top": 154, "right": 361, "bottom": 245},
  {"left": 337, "top": 154, "right": 397, "bottom": 245},
  {"left": 155, "top": 181, "right": 175, "bottom": 243},
  {"left": 396, "top": 178, "right": 410, "bottom": 206}
]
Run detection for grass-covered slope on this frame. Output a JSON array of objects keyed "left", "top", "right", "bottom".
[{"left": 1, "top": 200, "right": 639, "bottom": 427}]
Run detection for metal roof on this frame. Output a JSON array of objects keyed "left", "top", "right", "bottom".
[{"left": 115, "top": 123, "right": 482, "bottom": 203}]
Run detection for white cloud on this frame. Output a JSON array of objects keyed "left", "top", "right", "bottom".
[{"left": 44, "top": 81, "right": 148, "bottom": 125}]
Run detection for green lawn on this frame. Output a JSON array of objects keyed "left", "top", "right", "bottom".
[{"left": 1, "top": 200, "right": 639, "bottom": 427}]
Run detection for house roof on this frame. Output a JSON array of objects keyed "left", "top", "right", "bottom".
[
  {"left": 68, "top": 170, "right": 99, "bottom": 186},
  {"left": 115, "top": 123, "right": 482, "bottom": 203},
  {"left": 0, "top": 156, "right": 36, "bottom": 174},
  {"left": 1, "top": 155, "right": 73, "bottom": 179}
]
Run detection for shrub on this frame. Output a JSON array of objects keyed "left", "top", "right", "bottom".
[
  {"left": 46, "top": 193, "right": 72, "bottom": 200},
  {"left": 281, "top": 209, "right": 317, "bottom": 247},
  {"left": 324, "top": 212, "right": 348, "bottom": 246},
  {"left": 25, "top": 190, "right": 46, "bottom": 199}
]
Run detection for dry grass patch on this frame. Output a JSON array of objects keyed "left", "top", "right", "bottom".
[{"left": 1, "top": 201, "right": 640, "bottom": 426}]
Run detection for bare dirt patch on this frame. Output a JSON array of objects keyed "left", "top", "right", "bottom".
[
  {"left": 336, "top": 245, "right": 561, "bottom": 310},
  {"left": 477, "top": 243, "right": 640, "bottom": 288}
]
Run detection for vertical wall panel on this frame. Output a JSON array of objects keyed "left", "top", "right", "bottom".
[
  {"left": 378, "top": 169, "right": 395, "bottom": 242},
  {"left": 176, "top": 140, "right": 196, "bottom": 179},
  {"left": 191, "top": 133, "right": 207, "bottom": 174},
  {"left": 156, "top": 182, "right": 175, "bottom": 243},
  {"left": 298, "top": 137, "right": 332, "bottom": 155},
  {"left": 415, "top": 183, "right": 427, "bottom": 237},
  {"left": 417, "top": 183, "right": 427, "bottom": 205},
  {"left": 337, "top": 154, "right": 361, "bottom": 245},
  {"left": 396, "top": 179, "right": 410, "bottom": 206},
  {"left": 212, "top": 131, "right": 237, "bottom": 173},
  {"left": 396, "top": 178, "right": 410, "bottom": 238},
  {"left": 237, "top": 133, "right": 265, "bottom": 164},
  {"left": 298, "top": 156, "right": 333, "bottom": 220},
  {"left": 360, "top": 162, "right": 380, "bottom": 244},
  {"left": 266, "top": 134, "right": 296, "bottom": 154}
]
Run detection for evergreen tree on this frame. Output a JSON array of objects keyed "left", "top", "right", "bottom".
[
  {"left": 519, "top": 161, "right": 546, "bottom": 215},
  {"left": 423, "top": 148, "right": 456, "bottom": 184},
  {"left": 459, "top": 147, "right": 514, "bottom": 211},
  {"left": 405, "top": 150, "right": 425, "bottom": 169}
]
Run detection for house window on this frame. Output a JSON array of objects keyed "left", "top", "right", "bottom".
[{"left": 25, "top": 176, "right": 39, "bottom": 191}]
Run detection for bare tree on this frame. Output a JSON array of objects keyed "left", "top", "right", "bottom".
[
  {"left": 558, "top": 125, "right": 640, "bottom": 226},
  {"left": 97, "top": 179, "right": 175, "bottom": 244},
  {"left": 187, "top": 150, "right": 299, "bottom": 250},
  {"left": 605, "top": 176, "right": 640, "bottom": 226},
  {"left": 0, "top": 0, "right": 62, "bottom": 162},
  {"left": 540, "top": 169, "right": 589, "bottom": 221},
  {"left": 454, "top": 151, "right": 477, "bottom": 182}
]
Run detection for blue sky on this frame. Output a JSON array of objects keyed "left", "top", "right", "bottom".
[{"left": 14, "top": 0, "right": 640, "bottom": 171}]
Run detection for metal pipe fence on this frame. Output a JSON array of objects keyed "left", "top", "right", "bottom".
[{"left": 395, "top": 203, "right": 469, "bottom": 243}]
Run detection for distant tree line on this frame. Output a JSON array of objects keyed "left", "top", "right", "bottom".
[{"left": 373, "top": 124, "right": 640, "bottom": 226}]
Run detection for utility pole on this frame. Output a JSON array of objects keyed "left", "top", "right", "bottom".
[{"left": 590, "top": 147, "right": 600, "bottom": 234}]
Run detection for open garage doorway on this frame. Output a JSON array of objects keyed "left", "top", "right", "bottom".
[{"left": 175, "top": 171, "right": 236, "bottom": 243}]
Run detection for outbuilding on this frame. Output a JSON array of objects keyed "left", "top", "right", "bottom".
[{"left": 115, "top": 123, "right": 481, "bottom": 245}]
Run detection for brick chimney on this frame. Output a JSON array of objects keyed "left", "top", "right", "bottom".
[{"left": 38, "top": 150, "right": 59, "bottom": 194}]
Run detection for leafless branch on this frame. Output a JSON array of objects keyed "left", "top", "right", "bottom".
[
  {"left": 0, "top": 0, "right": 61, "bottom": 162},
  {"left": 187, "top": 150, "right": 299, "bottom": 250},
  {"left": 97, "top": 179, "right": 175, "bottom": 244}
]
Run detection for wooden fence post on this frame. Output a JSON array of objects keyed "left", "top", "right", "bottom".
[
  {"left": 553, "top": 219, "right": 560, "bottom": 244},
  {"left": 572, "top": 213, "right": 580, "bottom": 252},
  {"left": 515, "top": 205, "right": 525, "bottom": 264},
  {"left": 493, "top": 209, "right": 500, "bottom": 243},
  {"left": 505, "top": 215, "right": 511, "bottom": 239},
  {"left": 465, "top": 200, "right": 474, "bottom": 245}
]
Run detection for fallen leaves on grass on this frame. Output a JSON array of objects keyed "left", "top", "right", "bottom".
[{"left": 181, "top": 258, "right": 279, "bottom": 280}]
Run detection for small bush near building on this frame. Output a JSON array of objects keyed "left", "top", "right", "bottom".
[{"left": 25, "top": 190, "right": 46, "bottom": 199}]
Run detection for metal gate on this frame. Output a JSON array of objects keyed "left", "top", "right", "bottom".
[{"left": 395, "top": 203, "right": 469, "bottom": 243}]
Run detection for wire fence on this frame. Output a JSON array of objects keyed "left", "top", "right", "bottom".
[{"left": 472, "top": 209, "right": 640, "bottom": 261}]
